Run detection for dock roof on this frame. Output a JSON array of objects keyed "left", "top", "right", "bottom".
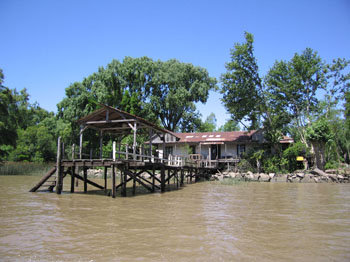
[{"left": 77, "top": 104, "right": 178, "bottom": 136}]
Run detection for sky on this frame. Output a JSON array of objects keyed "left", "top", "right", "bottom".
[{"left": 1, "top": 0, "right": 350, "bottom": 128}]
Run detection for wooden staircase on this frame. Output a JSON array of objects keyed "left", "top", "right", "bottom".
[{"left": 29, "top": 167, "right": 57, "bottom": 192}]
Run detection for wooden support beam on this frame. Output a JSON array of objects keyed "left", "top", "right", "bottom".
[
  {"left": 152, "top": 165, "right": 155, "bottom": 192},
  {"left": 180, "top": 168, "right": 184, "bottom": 186},
  {"left": 99, "top": 130, "right": 103, "bottom": 159},
  {"left": 83, "top": 167, "right": 87, "bottom": 193},
  {"left": 161, "top": 165, "right": 165, "bottom": 192},
  {"left": 29, "top": 166, "right": 56, "bottom": 192},
  {"left": 115, "top": 176, "right": 132, "bottom": 190},
  {"left": 132, "top": 167, "right": 136, "bottom": 195},
  {"left": 104, "top": 166, "right": 108, "bottom": 193},
  {"left": 112, "top": 165, "right": 116, "bottom": 198},
  {"left": 124, "top": 169, "right": 154, "bottom": 193},
  {"left": 71, "top": 166, "right": 75, "bottom": 193},
  {"left": 72, "top": 173, "right": 104, "bottom": 190},
  {"left": 56, "top": 137, "right": 63, "bottom": 194},
  {"left": 85, "top": 119, "right": 137, "bottom": 125}
]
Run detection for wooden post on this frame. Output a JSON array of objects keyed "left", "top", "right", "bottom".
[
  {"left": 162, "top": 134, "right": 165, "bottom": 163},
  {"left": 99, "top": 130, "right": 103, "bottom": 159},
  {"left": 104, "top": 166, "right": 108, "bottom": 193},
  {"left": 120, "top": 167, "right": 124, "bottom": 195},
  {"left": 133, "top": 122, "right": 137, "bottom": 160},
  {"left": 72, "top": 144, "right": 75, "bottom": 160},
  {"left": 83, "top": 167, "right": 87, "bottom": 193},
  {"left": 190, "top": 168, "right": 193, "bottom": 183},
  {"left": 56, "top": 137, "right": 63, "bottom": 194},
  {"left": 168, "top": 168, "right": 170, "bottom": 185},
  {"left": 122, "top": 166, "right": 127, "bottom": 197},
  {"left": 180, "top": 168, "right": 184, "bottom": 186},
  {"left": 126, "top": 144, "right": 129, "bottom": 160},
  {"left": 149, "top": 128, "right": 153, "bottom": 162},
  {"left": 152, "top": 165, "right": 155, "bottom": 192},
  {"left": 70, "top": 166, "right": 75, "bottom": 193},
  {"left": 209, "top": 145, "right": 211, "bottom": 167},
  {"left": 112, "top": 165, "right": 116, "bottom": 198},
  {"left": 113, "top": 141, "right": 116, "bottom": 161},
  {"left": 118, "top": 143, "right": 121, "bottom": 159},
  {"left": 79, "top": 126, "right": 83, "bottom": 159},
  {"left": 161, "top": 165, "right": 165, "bottom": 192},
  {"left": 132, "top": 168, "right": 136, "bottom": 195}
]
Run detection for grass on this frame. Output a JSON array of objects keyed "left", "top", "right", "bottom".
[{"left": 0, "top": 161, "right": 54, "bottom": 176}]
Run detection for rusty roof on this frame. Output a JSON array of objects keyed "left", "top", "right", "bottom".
[{"left": 174, "top": 131, "right": 257, "bottom": 143}]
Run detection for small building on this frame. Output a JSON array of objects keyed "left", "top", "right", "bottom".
[{"left": 151, "top": 130, "right": 293, "bottom": 166}]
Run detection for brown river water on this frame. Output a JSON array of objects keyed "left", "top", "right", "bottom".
[{"left": 0, "top": 175, "right": 349, "bottom": 262}]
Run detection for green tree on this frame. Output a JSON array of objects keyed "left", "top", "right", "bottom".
[
  {"left": 306, "top": 118, "right": 334, "bottom": 170},
  {"left": 148, "top": 59, "right": 217, "bottom": 131},
  {"left": 198, "top": 113, "right": 216, "bottom": 132},
  {"left": 0, "top": 70, "right": 17, "bottom": 160},
  {"left": 221, "top": 32, "right": 263, "bottom": 130},
  {"left": 221, "top": 32, "right": 287, "bottom": 151},
  {"left": 218, "top": 120, "right": 240, "bottom": 131},
  {"left": 265, "top": 48, "right": 327, "bottom": 147}
]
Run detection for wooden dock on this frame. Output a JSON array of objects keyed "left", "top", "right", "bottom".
[{"left": 29, "top": 105, "right": 218, "bottom": 197}]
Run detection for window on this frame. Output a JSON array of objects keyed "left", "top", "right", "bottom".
[
  {"left": 165, "top": 146, "right": 173, "bottom": 158},
  {"left": 237, "top": 144, "right": 245, "bottom": 156}
]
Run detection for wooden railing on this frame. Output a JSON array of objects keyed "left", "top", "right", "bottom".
[{"left": 64, "top": 142, "right": 241, "bottom": 168}]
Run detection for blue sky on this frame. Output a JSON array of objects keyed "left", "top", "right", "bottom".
[{"left": 1, "top": 0, "right": 349, "bottom": 128}]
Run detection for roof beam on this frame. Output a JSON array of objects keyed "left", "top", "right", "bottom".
[{"left": 85, "top": 119, "right": 137, "bottom": 125}]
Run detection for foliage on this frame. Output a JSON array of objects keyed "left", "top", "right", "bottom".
[
  {"left": 282, "top": 141, "right": 308, "bottom": 172},
  {"left": 198, "top": 113, "right": 217, "bottom": 132},
  {"left": 221, "top": 32, "right": 263, "bottom": 130},
  {"left": 218, "top": 119, "right": 240, "bottom": 131}
]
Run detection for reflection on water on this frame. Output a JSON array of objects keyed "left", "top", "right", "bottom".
[{"left": 0, "top": 176, "right": 349, "bottom": 262}]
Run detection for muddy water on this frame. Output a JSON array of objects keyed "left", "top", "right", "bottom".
[{"left": 0, "top": 176, "right": 349, "bottom": 262}]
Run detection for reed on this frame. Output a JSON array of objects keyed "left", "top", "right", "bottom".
[{"left": 0, "top": 162, "right": 54, "bottom": 176}]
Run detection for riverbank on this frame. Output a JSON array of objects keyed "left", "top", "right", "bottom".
[{"left": 213, "top": 168, "right": 350, "bottom": 183}]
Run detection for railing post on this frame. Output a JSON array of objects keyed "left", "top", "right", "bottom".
[
  {"left": 113, "top": 141, "right": 116, "bottom": 161},
  {"left": 126, "top": 144, "right": 129, "bottom": 160},
  {"left": 72, "top": 144, "right": 75, "bottom": 160}
]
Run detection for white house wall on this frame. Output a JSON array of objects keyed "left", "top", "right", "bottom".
[{"left": 159, "top": 142, "right": 256, "bottom": 159}]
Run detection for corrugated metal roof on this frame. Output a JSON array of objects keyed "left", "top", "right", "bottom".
[{"left": 174, "top": 131, "right": 257, "bottom": 143}]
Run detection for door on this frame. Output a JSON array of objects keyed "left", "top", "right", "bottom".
[{"left": 210, "top": 144, "right": 221, "bottom": 160}]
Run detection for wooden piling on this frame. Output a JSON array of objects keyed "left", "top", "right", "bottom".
[
  {"left": 56, "top": 137, "right": 63, "bottom": 194},
  {"left": 152, "top": 165, "right": 155, "bottom": 192},
  {"left": 161, "top": 165, "right": 165, "bottom": 192},
  {"left": 132, "top": 167, "right": 136, "bottom": 195},
  {"left": 112, "top": 165, "right": 116, "bottom": 198},
  {"left": 83, "top": 167, "right": 87, "bottom": 193},
  {"left": 104, "top": 166, "right": 108, "bottom": 193},
  {"left": 70, "top": 166, "right": 75, "bottom": 193}
]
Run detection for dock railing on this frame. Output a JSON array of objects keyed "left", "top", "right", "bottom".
[{"left": 65, "top": 142, "right": 241, "bottom": 168}]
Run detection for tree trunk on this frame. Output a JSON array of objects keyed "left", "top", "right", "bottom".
[{"left": 311, "top": 141, "right": 325, "bottom": 171}]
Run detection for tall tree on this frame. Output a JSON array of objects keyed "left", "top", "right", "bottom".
[
  {"left": 0, "top": 70, "right": 17, "bottom": 158},
  {"left": 221, "top": 32, "right": 263, "bottom": 130},
  {"left": 265, "top": 48, "right": 327, "bottom": 146},
  {"left": 148, "top": 59, "right": 217, "bottom": 131},
  {"left": 218, "top": 120, "right": 240, "bottom": 131},
  {"left": 198, "top": 113, "right": 217, "bottom": 132}
]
